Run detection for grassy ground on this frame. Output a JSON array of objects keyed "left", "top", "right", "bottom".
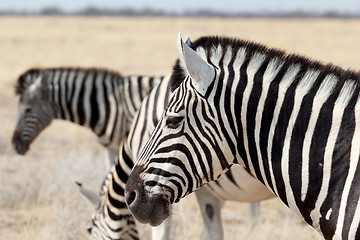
[{"left": 1, "top": 17, "right": 360, "bottom": 239}]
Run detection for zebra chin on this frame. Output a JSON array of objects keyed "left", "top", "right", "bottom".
[{"left": 125, "top": 166, "right": 170, "bottom": 226}]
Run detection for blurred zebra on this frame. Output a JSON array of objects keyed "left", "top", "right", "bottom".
[
  {"left": 83, "top": 70, "right": 273, "bottom": 240},
  {"left": 125, "top": 34, "right": 360, "bottom": 239},
  {"left": 12, "top": 67, "right": 161, "bottom": 166}
]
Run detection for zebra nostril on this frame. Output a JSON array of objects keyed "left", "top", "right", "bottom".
[{"left": 126, "top": 191, "right": 137, "bottom": 207}]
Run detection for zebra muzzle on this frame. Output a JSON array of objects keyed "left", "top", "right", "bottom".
[
  {"left": 12, "top": 131, "right": 29, "bottom": 155},
  {"left": 125, "top": 166, "right": 170, "bottom": 226}
]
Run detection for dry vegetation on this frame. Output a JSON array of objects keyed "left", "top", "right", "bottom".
[{"left": 1, "top": 17, "right": 360, "bottom": 239}]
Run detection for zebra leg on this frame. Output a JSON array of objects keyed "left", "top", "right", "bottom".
[
  {"left": 195, "top": 187, "right": 223, "bottom": 240},
  {"left": 151, "top": 210, "right": 172, "bottom": 240}
]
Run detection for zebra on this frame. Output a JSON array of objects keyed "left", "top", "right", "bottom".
[
  {"left": 12, "top": 67, "right": 161, "bottom": 167},
  {"left": 125, "top": 34, "right": 360, "bottom": 239},
  {"left": 83, "top": 64, "right": 273, "bottom": 240}
]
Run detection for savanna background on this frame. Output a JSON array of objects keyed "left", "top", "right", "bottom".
[{"left": 1, "top": 14, "right": 360, "bottom": 240}]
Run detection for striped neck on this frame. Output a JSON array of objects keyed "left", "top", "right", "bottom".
[{"left": 198, "top": 39, "right": 360, "bottom": 237}]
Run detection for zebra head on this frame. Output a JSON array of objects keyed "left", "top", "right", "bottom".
[
  {"left": 77, "top": 181, "right": 139, "bottom": 240},
  {"left": 12, "top": 69, "right": 57, "bottom": 154},
  {"left": 76, "top": 182, "right": 107, "bottom": 239},
  {"left": 125, "top": 34, "right": 237, "bottom": 226},
  {"left": 77, "top": 183, "right": 113, "bottom": 239}
]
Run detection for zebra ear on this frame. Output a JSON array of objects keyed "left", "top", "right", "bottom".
[
  {"left": 177, "top": 33, "right": 215, "bottom": 94},
  {"left": 76, "top": 181, "right": 101, "bottom": 208},
  {"left": 16, "top": 69, "right": 43, "bottom": 95},
  {"left": 29, "top": 74, "right": 43, "bottom": 92},
  {"left": 184, "top": 35, "right": 191, "bottom": 46}
]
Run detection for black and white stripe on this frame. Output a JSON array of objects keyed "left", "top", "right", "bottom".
[{"left": 126, "top": 35, "right": 360, "bottom": 239}]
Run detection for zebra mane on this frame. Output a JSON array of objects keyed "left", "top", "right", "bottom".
[
  {"left": 169, "top": 36, "right": 360, "bottom": 92},
  {"left": 15, "top": 67, "right": 123, "bottom": 95}
]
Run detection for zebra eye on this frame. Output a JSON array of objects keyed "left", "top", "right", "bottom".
[
  {"left": 166, "top": 116, "right": 184, "bottom": 129},
  {"left": 25, "top": 107, "right": 32, "bottom": 113}
]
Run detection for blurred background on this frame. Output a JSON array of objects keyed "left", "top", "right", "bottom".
[{"left": 1, "top": 0, "right": 360, "bottom": 239}]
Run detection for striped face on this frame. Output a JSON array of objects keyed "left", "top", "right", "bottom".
[
  {"left": 12, "top": 73, "right": 56, "bottom": 154},
  {"left": 136, "top": 77, "right": 235, "bottom": 200},
  {"left": 88, "top": 206, "right": 138, "bottom": 240},
  {"left": 125, "top": 37, "right": 237, "bottom": 226}
]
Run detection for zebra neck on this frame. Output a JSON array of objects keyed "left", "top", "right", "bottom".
[
  {"left": 103, "top": 139, "right": 135, "bottom": 226},
  {"left": 225, "top": 48, "right": 360, "bottom": 234},
  {"left": 228, "top": 53, "right": 317, "bottom": 179}
]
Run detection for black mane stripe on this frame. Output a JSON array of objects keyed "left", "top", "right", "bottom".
[{"left": 169, "top": 36, "right": 360, "bottom": 92}]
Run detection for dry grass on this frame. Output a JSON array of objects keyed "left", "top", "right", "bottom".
[{"left": 1, "top": 17, "right": 360, "bottom": 239}]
